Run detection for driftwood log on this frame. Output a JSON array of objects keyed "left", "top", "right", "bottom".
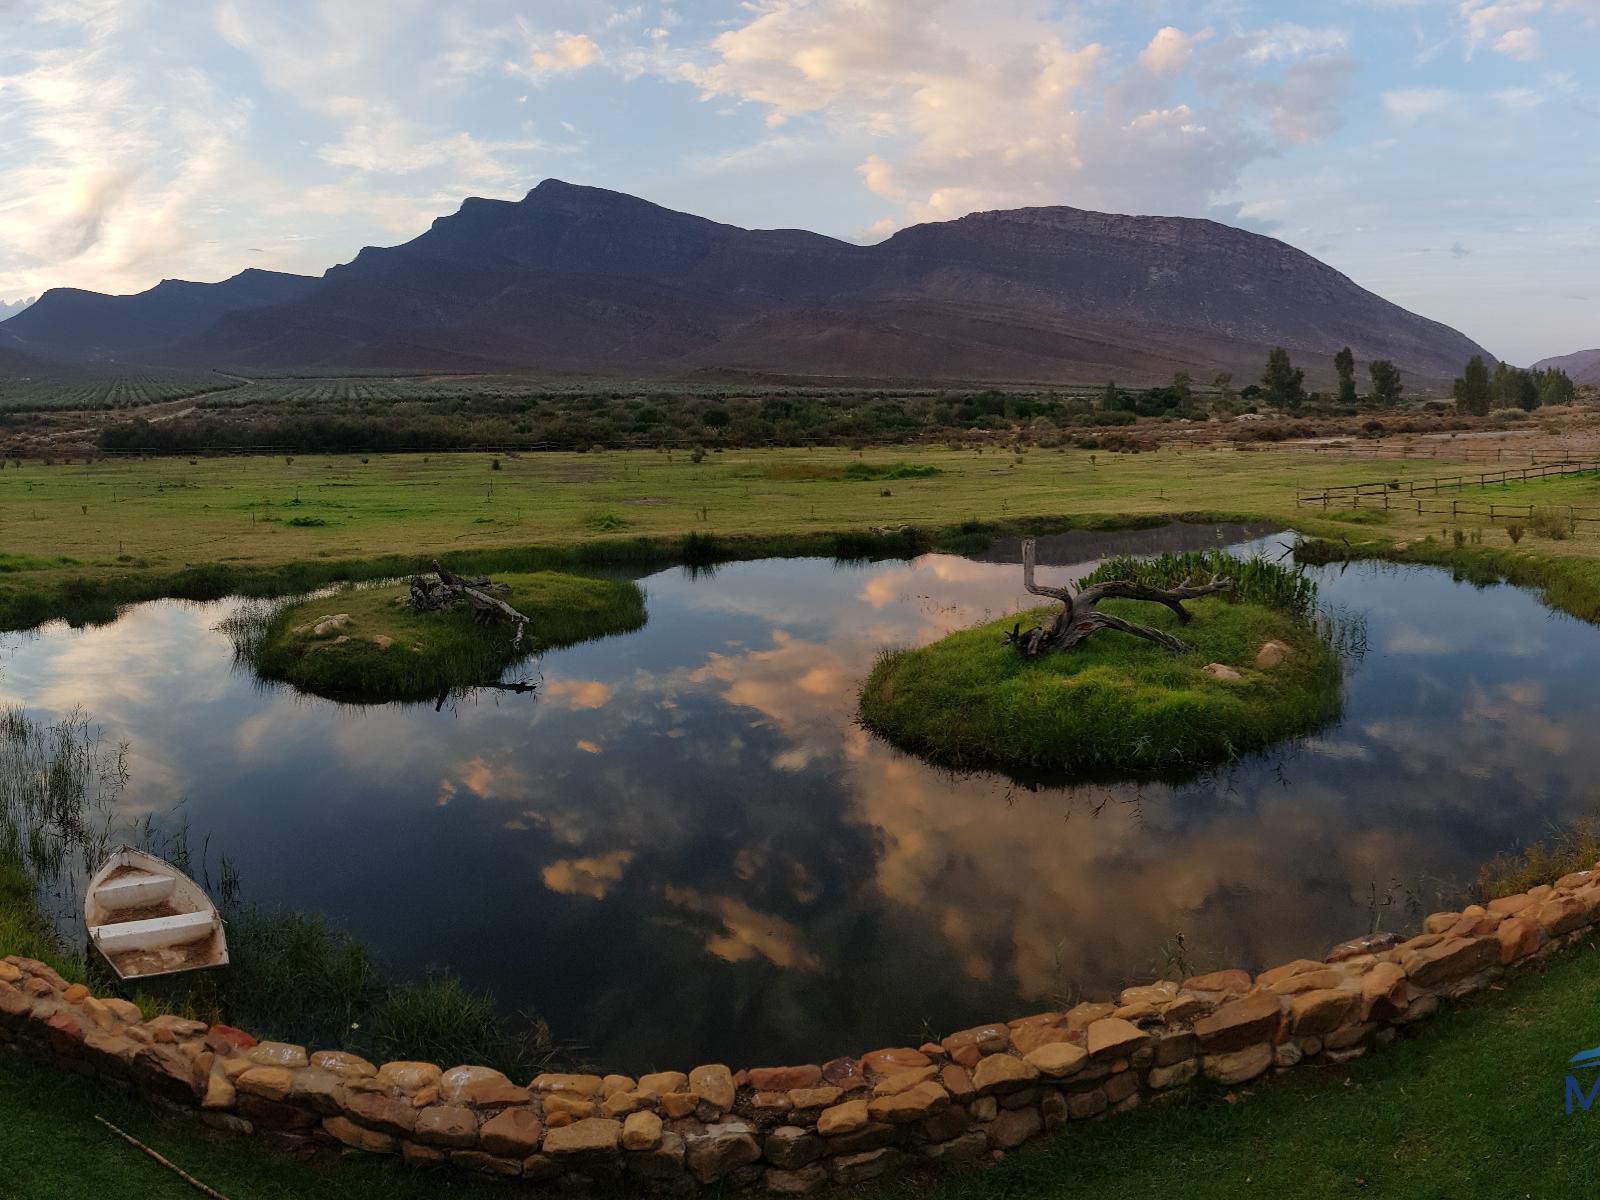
[
  {"left": 409, "top": 560, "right": 532, "bottom": 651},
  {"left": 1005, "top": 537, "right": 1233, "bottom": 658}
]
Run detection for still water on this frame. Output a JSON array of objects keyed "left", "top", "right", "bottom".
[{"left": 3, "top": 523, "right": 1597, "bottom": 1071}]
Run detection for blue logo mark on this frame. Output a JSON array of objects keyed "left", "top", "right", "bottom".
[{"left": 1565, "top": 1046, "right": 1600, "bottom": 1114}]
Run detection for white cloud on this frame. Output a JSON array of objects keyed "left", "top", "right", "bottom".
[
  {"left": 1138, "top": 26, "right": 1208, "bottom": 76},
  {"left": 678, "top": 1, "right": 1352, "bottom": 227},
  {"left": 1382, "top": 87, "right": 1458, "bottom": 120},
  {"left": 1494, "top": 24, "right": 1542, "bottom": 54},
  {"left": 1492, "top": 85, "right": 1544, "bottom": 108},
  {"left": 525, "top": 32, "right": 602, "bottom": 77},
  {"left": 1460, "top": 0, "right": 1545, "bottom": 57}
]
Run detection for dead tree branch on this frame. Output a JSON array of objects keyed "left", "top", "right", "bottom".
[
  {"left": 1005, "top": 537, "right": 1232, "bottom": 658},
  {"left": 409, "top": 560, "right": 531, "bottom": 650}
]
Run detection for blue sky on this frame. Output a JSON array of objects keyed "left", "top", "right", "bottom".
[{"left": 1, "top": 0, "right": 1596, "bottom": 364}]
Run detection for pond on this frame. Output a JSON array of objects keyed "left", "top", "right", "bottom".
[{"left": 4, "top": 522, "right": 1599, "bottom": 1072}]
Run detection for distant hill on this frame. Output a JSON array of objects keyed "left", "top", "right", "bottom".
[
  {"left": 9, "top": 181, "right": 1493, "bottom": 386},
  {"left": 4, "top": 269, "right": 318, "bottom": 360},
  {"left": 0, "top": 297, "right": 35, "bottom": 322},
  {"left": 1532, "top": 349, "right": 1600, "bottom": 387}
]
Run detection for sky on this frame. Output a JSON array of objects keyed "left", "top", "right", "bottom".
[{"left": 1, "top": 0, "right": 1596, "bottom": 365}]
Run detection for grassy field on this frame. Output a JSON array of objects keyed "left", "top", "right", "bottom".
[
  {"left": 0, "top": 446, "right": 1430, "bottom": 575},
  {"left": 3, "top": 939, "right": 1599, "bottom": 1199},
  {"left": 10, "top": 443, "right": 1600, "bottom": 629}
]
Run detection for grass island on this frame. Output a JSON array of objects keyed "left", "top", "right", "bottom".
[
  {"left": 246, "top": 569, "right": 646, "bottom": 703},
  {"left": 860, "top": 547, "right": 1342, "bottom": 779}
]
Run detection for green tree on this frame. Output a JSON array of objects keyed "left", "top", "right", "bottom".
[
  {"left": 1491, "top": 360, "right": 1511, "bottom": 408},
  {"left": 1538, "top": 367, "right": 1576, "bottom": 408},
  {"left": 1368, "top": 360, "right": 1403, "bottom": 408},
  {"left": 1262, "top": 347, "right": 1305, "bottom": 409},
  {"left": 1453, "top": 355, "right": 1491, "bottom": 416},
  {"left": 1334, "top": 346, "right": 1357, "bottom": 405},
  {"left": 1212, "top": 371, "right": 1236, "bottom": 411},
  {"left": 1100, "top": 380, "right": 1119, "bottom": 412},
  {"left": 1171, "top": 371, "right": 1193, "bottom": 409},
  {"left": 1513, "top": 368, "right": 1540, "bottom": 411}
]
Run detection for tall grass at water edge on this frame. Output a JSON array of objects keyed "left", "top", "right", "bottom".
[{"left": 0, "top": 706, "right": 558, "bottom": 1077}]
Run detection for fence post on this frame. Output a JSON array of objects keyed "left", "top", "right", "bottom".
[{"left": 1452, "top": 499, "right": 1458, "bottom": 522}]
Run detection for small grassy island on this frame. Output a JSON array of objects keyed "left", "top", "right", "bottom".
[
  {"left": 860, "top": 547, "right": 1342, "bottom": 779},
  {"left": 248, "top": 569, "right": 646, "bottom": 703}
]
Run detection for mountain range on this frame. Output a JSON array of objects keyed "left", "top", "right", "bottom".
[
  {"left": 1533, "top": 349, "right": 1600, "bottom": 388},
  {"left": 2, "top": 180, "right": 1494, "bottom": 387}
]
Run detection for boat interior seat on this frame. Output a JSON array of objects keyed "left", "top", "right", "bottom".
[
  {"left": 92, "top": 910, "right": 214, "bottom": 953},
  {"left": 97, "top": 871, "right": 177, "bottom": 911}
]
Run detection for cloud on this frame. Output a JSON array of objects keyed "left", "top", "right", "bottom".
[
  {"left": 523, "top": 32, "right": 601, "bottom": 78},
  {"left": 542, "top": 849, "right": 634, "bottom": 899},
  {"left": 1382, "top": 87, "right": 1458, "bottom": 120},
  {"left": 1492, "top": 85, "right": 1544, "bottom": 108},
  {"left": 680, "top": 1, "right": 1353, "bottom": 226},
  {"left": 1138, "top": 26, "right": 1208, "bottom": 76},
  {"left": 1460, "top": 0, "right": 1545, "bottom": 58}
]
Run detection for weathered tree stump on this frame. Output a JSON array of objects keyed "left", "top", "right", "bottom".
[
  {"left": 408, "top": 560, "right": 531, "bottom": 650},
  {"left": 1005, "top": 537, "right": 1233, "bottom": 658}
]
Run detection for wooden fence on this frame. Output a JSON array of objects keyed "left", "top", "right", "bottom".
[{"left": 1296, "top": 460, "right": 1600, "bottom": 512}]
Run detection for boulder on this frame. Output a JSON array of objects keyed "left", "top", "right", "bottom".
[
  {"left": 1024, "top": 1042, "right": 1088, "bottom": 1078},
  {"left": 748, "top": 1064, "right": 822, "bottom": 1092},
  {"left": 1203, "top": 663, "right": 1243, "bottom": 681},
  {"left": 684, "top": 1121, "right": 762, "bottom": 1183},
  {"left": 622, "top": 1110, "right": 663, "bottom": 1152},
  {"left": 989, "top": 1106, "right": 1042, "bottom": 1149},
  {"left": 764, "top": 1126, "right": 823, "bottom": 1170},
  {"left": 861, "top": 1048, "right": 930, "bottom": 1074},
  {"left": 1497, "top": 915, "right": 1542, "bottom": 963},
  {"left": 414, "top": 1105, "right": 478, "bottom": 1149},
  {"left": 1202, "top": 1042, "right": 1274, "bottom": 1085},
  {"left": 972, "top": 1053, "right": 1039, "bottom": 1094},
  {"left": 479, "top": 1107, "right": 543, "bottom": 1157},
  {"left": 688, "top": 1063, "right": 736, "bottom": 1111},
  {"left": 440, "top": 1065, "right": 529, "bottom": 1109},
  {"left": 816, "top": 1099, "right": 869, "bottom": 1136},
  {"left": 867, "top": 1081, "right": 949, "bottom": 1123},
  {"left": 247, "top": 1041, "right": 308, "bottom": 1070},
  {"left": 1086, "top": 1018, "right": 1148, "bottom": 1060},
  {"left": 1193, "top": 992, "right": 1282, "bottom": 1052},
  {"left": 543, "top": 1117, "right": 622, "bottom": 1158},
  {"left": 1254, "top": 640, "right": 1289, "bottom": 669},
  {"left": 1399, "top": 936, "right": 1499, "bottom": 988},
  {"left": 1288, "top": 989, "right": 1356, "bottom": 1038},
  {"left": 323, "top": 1116, "right": 397, "bottom": 1154}
]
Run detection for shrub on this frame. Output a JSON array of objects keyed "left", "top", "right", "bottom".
[
  {"left": 1507, "top": 523, "right": 1524, "bottom": 544},
  {"left": 1530, "top": 507, "right": 1571, "bottom": 540}
]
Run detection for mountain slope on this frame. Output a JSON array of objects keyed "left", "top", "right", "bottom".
[
  {"left": 4, "top": 269, "right": 319, "bottom": 360},
  {"left": 19, "top": 181, "right": 1493, "bottom": 385},
  {"left": 1532, "top": 349, "right": 1600, "bottom": 387}
]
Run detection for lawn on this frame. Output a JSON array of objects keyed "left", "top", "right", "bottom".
[{"left": 3, "top": 941, "right": 1598, "bottom": 1199}]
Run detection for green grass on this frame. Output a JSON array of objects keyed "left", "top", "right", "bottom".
[
  {"left": 5, "top": 941, "right": 1600, "bottom": 1198},
  {"left": 860, "top": 571, "right": 1340, "bottom": 779},
  {"left": 243, "top": 571, "right": 646, "bottom": 703},
  {"left": 875, "top": 940, "right": 1600, "bottom": 1200},
  {"left": 0, "top": 444, "right": 1453, "bottom": 630}
]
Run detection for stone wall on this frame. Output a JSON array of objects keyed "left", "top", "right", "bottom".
[{"left": 3, "top": 866, "right": 1597, "bottom": 1192}]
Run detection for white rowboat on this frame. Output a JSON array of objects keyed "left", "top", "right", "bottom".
[{"left": 84, "top": 847, "right": 229, "bottom": 981}]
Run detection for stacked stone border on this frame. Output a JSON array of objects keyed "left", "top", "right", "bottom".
[{"left": 3, "top": 867, "right": 1597, "bottom": 1193}]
